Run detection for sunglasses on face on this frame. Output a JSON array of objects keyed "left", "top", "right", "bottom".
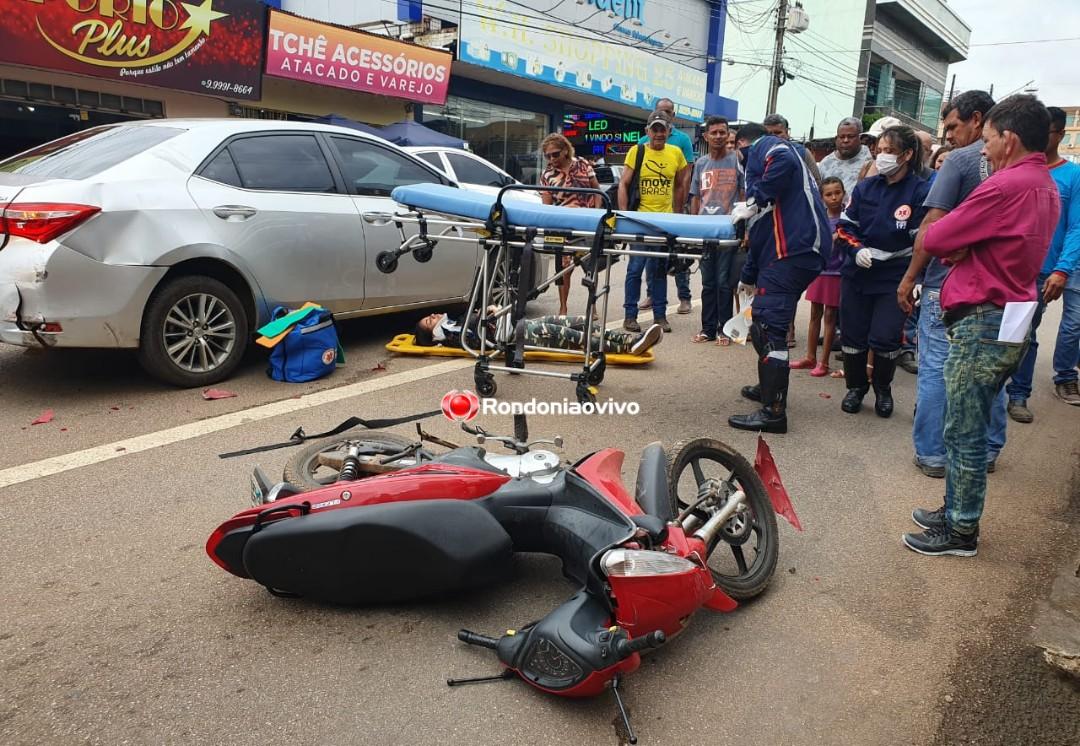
[{"left": 544, "top": 150, "right": 564, "bottom": 159}]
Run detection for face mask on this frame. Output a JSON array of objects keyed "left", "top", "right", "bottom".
[
  {"left": 876, "top": 152, "right": 902, "bottom": 176},
  {"left": 739, "top": 145, "right": 750, "bottom": 162}
]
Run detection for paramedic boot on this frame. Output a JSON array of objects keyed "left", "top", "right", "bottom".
[
  {"left": 729, "top": 364, "right": 788, "bottom": 434},
  {"left": 872, "top": 355, "right": 897, "bottom": 418},
  {"left": 740, "top": 359, "right": 767, "bottom": 402},
  {"left": 841, "top": 350, "right": 870, "bottom": 414}
]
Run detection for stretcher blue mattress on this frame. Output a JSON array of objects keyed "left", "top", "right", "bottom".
[{"left": 391, "top": 183, "right": 736, "bottom": 241}]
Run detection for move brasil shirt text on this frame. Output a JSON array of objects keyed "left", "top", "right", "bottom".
[{"left": 624, "top": 143, "right": 687, "bottom": 213}]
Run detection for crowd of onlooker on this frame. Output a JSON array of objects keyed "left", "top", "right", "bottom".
[{"left": 534, "top": 92, "right": 1078, "bottom": 557}]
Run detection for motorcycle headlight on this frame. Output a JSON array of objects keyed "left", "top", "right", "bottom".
[{"left": 601, "top": 549, "right": 698, "bottom": 577}]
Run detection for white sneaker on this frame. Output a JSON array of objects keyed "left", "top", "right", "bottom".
[{"left": 631, "top": 324, "right": 663, "bottom": 355}]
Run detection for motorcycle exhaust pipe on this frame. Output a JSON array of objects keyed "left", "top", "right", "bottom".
[{"left": 692, "top": 490, "right": 746, "bottom": 547}]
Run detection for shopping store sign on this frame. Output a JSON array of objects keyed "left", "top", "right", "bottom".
[
  {"left": 0, "top": 0, "right": 263, "bottom": 99},
  {"left": 265, "top": 11, "right": 450, "bottom": 105},
  {"left": 459, "top": 0, "right": 706, "bottom": 118}
]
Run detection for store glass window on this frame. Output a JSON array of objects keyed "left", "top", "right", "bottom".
[
  {"left": 422, "top": 96, "right": 548, "bottom": 184},
  {"left": 920, "top": 86, "right": 943, "bottom": 130}
]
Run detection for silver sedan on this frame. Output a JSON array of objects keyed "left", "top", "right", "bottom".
[{"left": 0, "top": 120, "right": 481, "bottom": 386}]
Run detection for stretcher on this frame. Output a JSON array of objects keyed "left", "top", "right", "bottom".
[
  {"left": 365, "top": 184, "right": 739, "bottom": 403},
  {"left": 386, "top": 334, "right": 656, "bottom": 365}
]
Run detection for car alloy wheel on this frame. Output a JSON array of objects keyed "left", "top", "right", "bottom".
[{"left": 162, "top": 292, "right": 238, "bottom": 373}]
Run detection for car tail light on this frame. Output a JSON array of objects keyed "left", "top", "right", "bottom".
[
  {"left": 601, "top": 549, "right": 698, "bottom": 577},
  {"left": 2, "top": 203, "right": 101, "bottom": 244}
]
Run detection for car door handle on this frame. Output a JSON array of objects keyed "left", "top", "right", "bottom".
[
  {"left": 361, "top": 211, "right": 394, "bottom": 226},
  {"left": 213, "top": 205, "right": 257, "bottom": 220}
]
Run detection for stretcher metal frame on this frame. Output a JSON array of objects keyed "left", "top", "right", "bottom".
[{"left": 364, "top": 185, "right": 740, "bottom": 403}]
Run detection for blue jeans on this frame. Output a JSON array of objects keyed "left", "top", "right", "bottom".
[
  {"left": 699, "top": 249, "right": 734, "bottom": 337},
  {"left": 675, "top": 270, "right": 692, "bottom": 302},
  {"left": 623, "top": 249, "right": 669, "bottom": 320},
  {"left": 913, "top": 290, "right": 1007, "bottom": 468},
  {"left": 1005, "top": 273, "right": 1048, "bottom": 401},
  {"left": 1054, "top": 278, "right": 1080, "bottom": 383},
  {"left": 943, "top": 307, "right": 1028, "bottom": 533}
]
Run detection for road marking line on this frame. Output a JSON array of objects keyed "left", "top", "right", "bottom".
[
  {"left": 0, "top": 297, "right": 687, "bottom": 490},
  {"left": 0, "top": 359, "right": 471, "bottom": 490}
]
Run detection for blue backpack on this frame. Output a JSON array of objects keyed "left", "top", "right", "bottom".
[{"left": 267, "top": 306, "right": 342, "bottom": 383}]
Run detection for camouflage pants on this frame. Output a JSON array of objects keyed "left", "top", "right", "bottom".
[{"left": 524, "top": 315, "right": 637, "bottom": 354}]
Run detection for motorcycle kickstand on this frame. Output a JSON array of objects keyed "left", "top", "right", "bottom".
[
  {"left": 446, "top": 669, "right": 516, "bottom": 687},
  {"left": 611, "top": 674, "right": 637, "bottom": 745}
]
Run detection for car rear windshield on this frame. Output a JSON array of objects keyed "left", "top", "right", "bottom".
[{"left": 0, "top": 125, "right": 183, "bottom": 179}]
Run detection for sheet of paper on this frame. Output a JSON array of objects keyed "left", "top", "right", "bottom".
[{"left": 998, "top": 301, "right": 1038, "bottom": 343}]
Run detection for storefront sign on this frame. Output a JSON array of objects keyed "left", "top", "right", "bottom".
[
  {"left": 562, "top": 111, "right": 642, "bottom": 156},
  {"left": 459, "top": 0, "right": 706, "bottom": 118},
  {"left": 0, "top": 0, "right": 264, "bottom": 99},
  {"left": 265, "top": 11, "right": 450, "bottom": 105}
]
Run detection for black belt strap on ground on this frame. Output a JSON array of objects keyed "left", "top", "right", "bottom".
[{"left": 218, "top": 409, "right": 442, "bottom": 459}]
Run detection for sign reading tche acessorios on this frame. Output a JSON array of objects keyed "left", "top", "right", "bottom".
[
  {"left": 0, "top": 0, "right": 264, "bottom": 100},
  {"left": 265, "top": 11, "right": 450, "bottom": 105}
]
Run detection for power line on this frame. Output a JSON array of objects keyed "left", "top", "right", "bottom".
[{"left": 785, "top": 34, "right": 862, "bottom": 78}]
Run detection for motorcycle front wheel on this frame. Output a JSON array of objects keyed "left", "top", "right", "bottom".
[
  {"left": 666, "top": 438, "right": 778, "bottom": 601},
  {"left": 283, "top": 433, "right": 431, "bottom": 490}
]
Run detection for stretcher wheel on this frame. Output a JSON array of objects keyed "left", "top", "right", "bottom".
[
  {"left": 376, "top": 252, "right": 399, "bottom": 274},
  {"left": 587, "top": 358, "right": 606, "bottom": 385},
  {"left": 476, "top": 374, "right": 497, "bottom": 397},
  {"left": 576, "top": 381, "right": 596, "bottom": 406},
  {"left": 414, "top": 246, "right": 434, "bottom": 263}
]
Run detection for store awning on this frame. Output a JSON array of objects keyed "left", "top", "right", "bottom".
[
  {"left": 315, "top": 114, "right": 384, "bottom": 137},
  {"left": 379, "top": 120, "right": 466, "bottom": 148}
]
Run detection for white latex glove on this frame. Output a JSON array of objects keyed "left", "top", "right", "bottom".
[
  {"left": 913, "top": 284, "right": 923, "bottom": 307},
  {"left": 855, "top": 248, "right": 874, "bottom": 269},
  {"left": 730, "top": 200, "right": 759, "bottom": 224},
  {"left": 737, "top": 282, "right": 756, "bottom": 298}
]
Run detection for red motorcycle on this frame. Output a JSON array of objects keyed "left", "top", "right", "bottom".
[{"left": 207, "top": 419, "right": 799, "bottom": 742}]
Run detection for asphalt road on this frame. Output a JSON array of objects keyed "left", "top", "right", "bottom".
[{"left": 2, "top": 265, "right": 1078, "bottom": 746}]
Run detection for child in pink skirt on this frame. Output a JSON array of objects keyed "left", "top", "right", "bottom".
[{"left": 791, "top": 177, "right": 845, "bottom": 378}]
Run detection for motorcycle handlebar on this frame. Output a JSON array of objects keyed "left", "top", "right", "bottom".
[
  {"left": 458, "top": 629, "right": 499, "bottom": 650},
  {"left": 614, "top": 630, "right": 666, "bottom": 659}
]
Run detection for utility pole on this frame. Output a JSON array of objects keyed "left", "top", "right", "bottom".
[
  {"left": 946, "top": 74, "right": 956, "bottom": 107},
  {"left": 766, "top": 0, "right": 789, "bottom": 115}
]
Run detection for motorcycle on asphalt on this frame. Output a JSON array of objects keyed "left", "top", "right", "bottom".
[{"left": 206, "top": 417, "right": 799, "bottom": 742}]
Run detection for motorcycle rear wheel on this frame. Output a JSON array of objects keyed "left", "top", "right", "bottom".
[
  {"left": 666, "top": 438, "right": 778, "bottom": 601},
  {"left": 283, "top": 433, "right": 430, "bottom": 489}
]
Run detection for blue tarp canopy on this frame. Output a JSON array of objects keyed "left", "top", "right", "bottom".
[
  {"left": 315, "top": 114, "right": 384, "bottom": 137},
  {"left": 379, "top": 120, "right": 466, "bottom": 148}
]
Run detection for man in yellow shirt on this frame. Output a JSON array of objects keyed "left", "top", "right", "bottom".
[{"left": 618, "top": 112, "right": 690, "bottom": 333}]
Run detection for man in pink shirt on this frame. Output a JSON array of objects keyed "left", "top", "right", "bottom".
[{"left": 904, "top": 95, "right": 1060, "bottom": 557}]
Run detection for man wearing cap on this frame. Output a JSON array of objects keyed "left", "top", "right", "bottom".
[
  {"left": 639, "top": 97, "right": 696, "bottom": 315},
  {"left": 618, "top": 110, "right": 691, "bottom": 334},
  {"left": 819, "top": 117, "right": 873, "bottom": 197},
  {"left": 727, "top": 122, "right": 829, "bottom": 433}
]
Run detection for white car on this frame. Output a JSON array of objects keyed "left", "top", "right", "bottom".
[
  {"left": 404, "top": 147, "right": 542, "bottom": 203},
  {"left": 0, "top": 120, "right": 490, "bottom": 386}
]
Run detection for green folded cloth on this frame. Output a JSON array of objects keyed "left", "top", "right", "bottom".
[{"left": 257, "top": 305, "right": 323, "bottom": 339}]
